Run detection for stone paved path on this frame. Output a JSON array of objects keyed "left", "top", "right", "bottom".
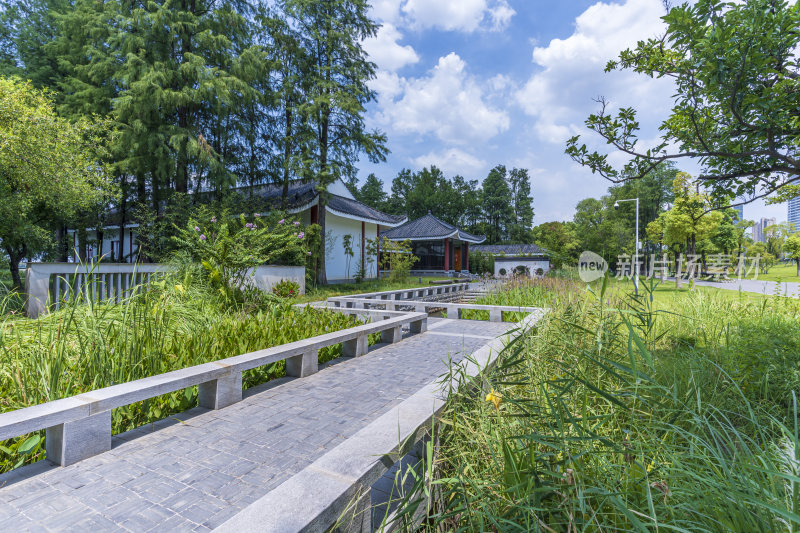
[
  {"left": 664, "top": 277, "right": 800, "bottom": 298},
  {"left": 0, "top": 318, "right": 514, "bottom": 532}
]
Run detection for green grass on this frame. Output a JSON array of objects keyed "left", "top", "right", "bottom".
[
  {"left": 0, "top": 267, "right": 365, "bottom": 473},
  {"left": 753, "top": 262, "right": 800, "bottom": 282},
  {"left": 387, "top": 276, "right": 800, "bottom": 531}
]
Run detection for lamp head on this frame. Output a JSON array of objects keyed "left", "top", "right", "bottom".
[{"left": 613, "top": 202, "right": 620, "bottom": 210}]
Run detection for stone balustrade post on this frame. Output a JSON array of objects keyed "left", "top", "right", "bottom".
[
  {"left": 381, "top": 325, "right": 402, "bottom": 344},
  {"left": 45, "top": 411, "right": 111, "bottom": 467},
  {"left": 198, "top": 370, "right": 243, "bottom": 410},
  {"left": 446, "top": 305, "right": 461, "bottom": 319},
  {"left": 410, "top": 317, "right": 427, "bottom": 334},
  {"left": 489, "top": 309, "right": 503, "bottom": 322},
  {"left": 286, "top": 349, "right": 318, "bottom": 378},
  {"left": 343, "top": 334, "right": 368, "bottom": 357}
]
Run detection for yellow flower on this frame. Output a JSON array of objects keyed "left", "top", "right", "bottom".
[
  {"left": 485, "top": 388, "right": 503, "bottom": 410},
  {"left": 174, "top": 284, "right": 185, "bottom": 294}
]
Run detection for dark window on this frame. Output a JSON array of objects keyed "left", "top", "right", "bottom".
[{"left": 411, "top": 240, "right": 444, "bottom": 270}]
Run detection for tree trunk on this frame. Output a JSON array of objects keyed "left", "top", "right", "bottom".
[
  {"left": 796, "top": 259, "right": 800, "bottom": 277},
  {"left": 317, "top": 204, "right": 327, "bottom": 285},
  {"left": 282, "top": 98, "right": 292, "bottom": 209},
  {"left": 56, "top": 225, "right": 68, "bottom": 262},
  {"left": 6, "top": 246, "right": 26, "bottom": 291},
  {"left": 119, "top": 178, "right": 127, "bottom": 263}
]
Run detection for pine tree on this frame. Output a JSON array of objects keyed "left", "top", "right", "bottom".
[
  {"left": 508, "top": 167, "right": 534, "bottom": 243},
  {"left": 481, "top": 165, "right": 514, "bottom": 244},
  {"left": 356, "top": 173, "right": 388, "bottom": 210}
]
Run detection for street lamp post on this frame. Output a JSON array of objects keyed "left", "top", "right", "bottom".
[{"left": 614, "top": 198, "right": 640, "bottom": 295}]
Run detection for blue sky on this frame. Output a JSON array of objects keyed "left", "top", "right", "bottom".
[{"left": 357, "top": 0, "right": 788, "bottom": 225}]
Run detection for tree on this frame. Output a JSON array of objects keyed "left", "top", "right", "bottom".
[
  {"left": 481, "top": 165, "right": 514, "bottom": 244},
  {"left": 530, "top": 221, "right": 580, "bottom": 269},
  {"left": 508, "top": 168, "right": 534, "bottom": 243},
  {"left": 287, "top": 0, "right": 388, "bottom": 285},
  {"left": 785, "top": 233, "right": 800, "bottom": 276},
  {"left": 566, "top": 0, "right": 800, "bottom": 209},
  {"left": 0, "top": 77, "right": 114, "bottom": 288},
  {"left": 763, "top": 222, "right": 793, "bottom": 258},
  {"left": 647, "top": 173, "right": 723, "bottom": 271},
  {"left": 356, "top": 173, "right": 388, "bottom": 211}
]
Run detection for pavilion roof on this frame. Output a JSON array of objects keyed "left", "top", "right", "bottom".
[{"left": 380, "top": 212, "right": 485, "bottom": 244}]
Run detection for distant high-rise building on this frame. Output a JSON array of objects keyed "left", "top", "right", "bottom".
[
  {"left": 732, "top": 204, "right": 744, "bottom": 221},
  {"left": 753, "top": 217, "right": 777, "bottom": 242},
  {"left": 789, "top": 196, "right": 800, "bottom": 233}
]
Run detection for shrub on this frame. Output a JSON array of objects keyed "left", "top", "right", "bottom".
[
  {"left": 379, "top": 238, "right": 417, "bottom": 282},
  {"left": 272, "top": 279, "right": 300, "bottom": 298},
  {"left": 172, "top": 208, "right": 308, "bottom": 307}
]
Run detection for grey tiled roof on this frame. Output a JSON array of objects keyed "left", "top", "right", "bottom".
[
  {"left": 327, "top": 195, "right": 407, "bottom": 225},
  {"left": 381, "top": 213, "right": 485, "bottom": 243},
  {"left": 470, "top": 244, "right": 549, "bottom": 256},
  {"left": 250, "top": 181, "right": 405, "bottom": 225}
]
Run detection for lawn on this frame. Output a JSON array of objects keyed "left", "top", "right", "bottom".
[
  {"left": 390, "top": 275, "right": 800, "bottom": 531},
  {"left": 754, "top": 261, "right": 800, "bottom": 282}
]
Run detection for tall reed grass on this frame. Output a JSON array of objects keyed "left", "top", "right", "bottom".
[
  {"left": 0, "top": 266, "right": 360, "bottom": 473},
  {"left": 386, "top": 277, "right": 800, "bottom": 531}
]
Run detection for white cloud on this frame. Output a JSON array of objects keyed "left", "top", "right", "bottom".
[
  {"left": 412, "top": 148, "right": 487, "bottom": 176},
  {"left": 516, "top": 0, "right": 673, "bottom": 145},
  {"left": 375, "top": 53, "right": 510, "bottom": 144},
  {"left": 401, "top": 0, "right": 515, "bottom": 32},
  {"left": 363, "top": 23, "right": 419, "bottom": 72}
]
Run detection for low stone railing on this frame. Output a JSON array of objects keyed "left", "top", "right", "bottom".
[
  {"left": 24, "top": 262, "right": 306, "bottom": 318},
  {"left": 328, "top": 296, "right": 538, "bottom": 323},
  {"left": 330, "top": 282, "right": 470, "bottom": 303},
  {"left": 0, "top": 311, "right": 426, "bottom": 467}
]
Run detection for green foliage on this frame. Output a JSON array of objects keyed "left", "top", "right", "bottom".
[
  {"left": 391, "top": 279, "right": 800, "bottom": 531},
  {"left": 272, "top": 278, "right": 300, "bottom": 298},
  {"left": 171, "top": 209, "right": 308, "bottom": 307},
  {"left": 530, "top": 221, "right": 581, "bottom": 269},
  {"left": 468, "top": 250, "right": 494, "bottom": 276},
  {"left": 0, "top": 76, "right": 114, "bottom": 288},
  {"left": 785, "top": 233, "right": 800, "bottom": 276},
  {"left": 379, "top": 238, "right": 417, "bottom": 282},
  {"left": 566, "top": 0, "right": 800, "bottom": 206},
  {"left": 342, "top": 234, "right": 354, "bottom": 281}
]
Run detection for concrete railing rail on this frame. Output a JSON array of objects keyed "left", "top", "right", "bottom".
[
  {"left": 328, "top": 297, "right": 539, "bottom": 322},
  {"left": 0, "top": 311, "right": 426, "bottom": 468},
  {"left": 24, "top": 262, "right": 306, "bottom": 318},
  {"left": 331, "top": 282, "right": 470, "bottom": 302}
]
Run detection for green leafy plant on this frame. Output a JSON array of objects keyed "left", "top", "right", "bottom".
[
  {"left": 172, "top": 208, "right": 308, "bottom": 306},
  {"left": 272, "top": 279, "right": 300, "bottom": 298},
  {"left": 379, "top": 238, "right": 417, "bottom": 282}
]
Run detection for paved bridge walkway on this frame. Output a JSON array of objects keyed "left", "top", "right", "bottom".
[{"left": 0, "top": 317, "right": 516, "bottom": 532}]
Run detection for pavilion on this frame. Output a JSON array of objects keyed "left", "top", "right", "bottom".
[{"left": 380, "top": 212, "right": 485, "bottom": 275}]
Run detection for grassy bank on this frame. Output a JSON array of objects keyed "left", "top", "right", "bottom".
[
  {"left": 391, "top": 277, "right": 800, "bottom": 531},
  {"left": 0, "top": 271, "right": 362, "bottom": 473}
]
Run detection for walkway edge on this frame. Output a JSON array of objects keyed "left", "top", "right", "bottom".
[{"left": 214, "top": 311, "right": 546, "bottom": 533}]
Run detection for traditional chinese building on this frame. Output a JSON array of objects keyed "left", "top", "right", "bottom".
[
  {"left": 470, "top": 243, "right": 550, "bottom": 277},
  {"left": 380, "top": 212, "right": 485, "bottom": 275}
]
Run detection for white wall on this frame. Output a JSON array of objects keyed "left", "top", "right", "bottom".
[
  {"left": 494, "top": 259, "right": 550, "bottom": 278},
  {"left": 324, "top": 213, "right": 380, "bottom": 281}
]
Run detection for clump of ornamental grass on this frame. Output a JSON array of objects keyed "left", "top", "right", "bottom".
[
  {"left": 0, "top": 266, "right": 362, "bottom": 473},
  {"left": 384, "top": 277, "right": 800, "bottom": 532}
]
